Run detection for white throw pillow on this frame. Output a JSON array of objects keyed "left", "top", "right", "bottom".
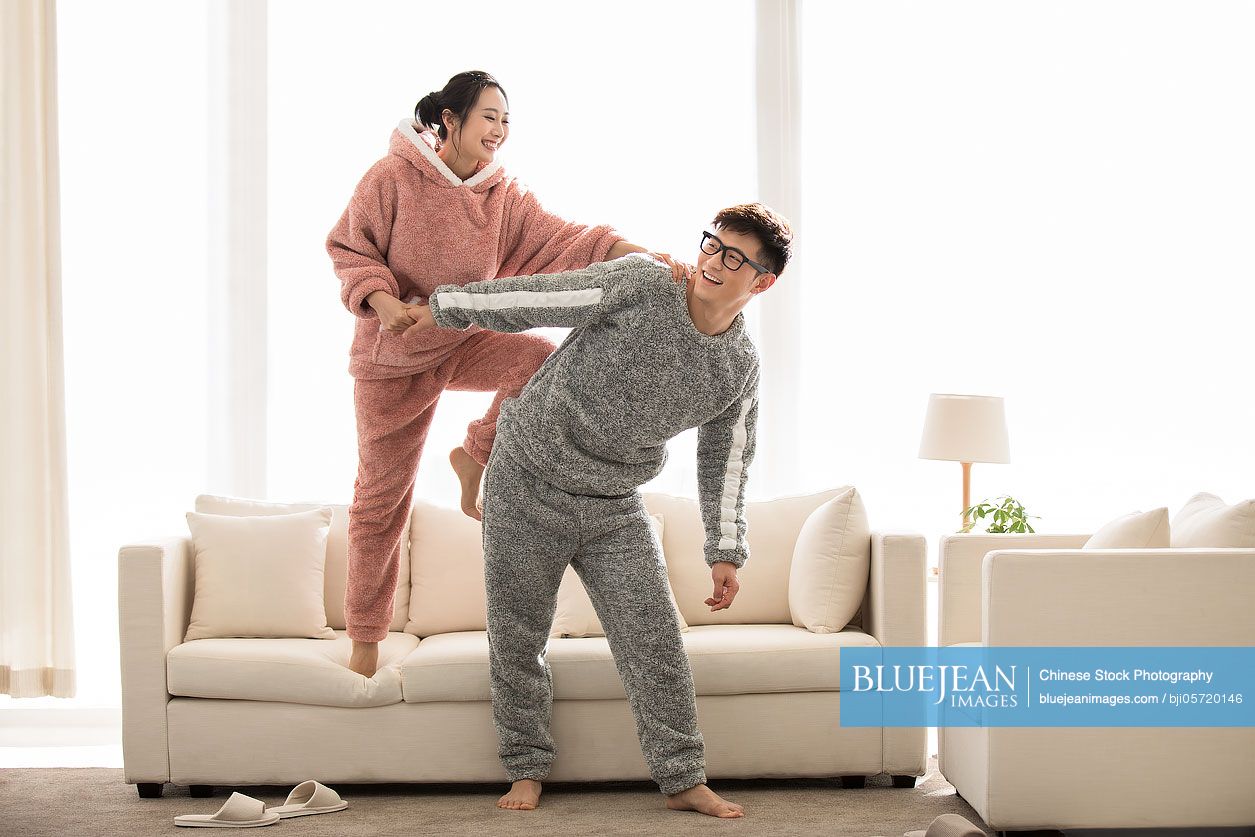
[
  {"left": 1171, "top": 492, "right": 1255, "bottom": 548},
  {"left": 405, "top": 500, "right": 487, "bottom": 637},
  {"left": 184, "top": 508, "right": 337, "bottom": 641},
  {"left": 645, "top": 488, "right": 848, "bottom": 628},
  {"left": 788, "top": 487, "right": 871, "bottom": 634},
  {"left": 551, "top": 514, "right": 689, "bottom": 638},
  {"left": 1083, "top": 508, "right": 1170, "bottom": 549},
  {"left": 194, "top": 494, "right": 412, "bottom": 633}
]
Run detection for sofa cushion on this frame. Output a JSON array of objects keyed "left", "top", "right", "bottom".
[
  {"left": 1083, "top": 508, "right": 1170, "bottom": 549},
  {"left": 789, "top": 487, "right": 871, "bottom": 634},
  {"left": 194, "top": 494, "right": 411, "bottom": 633},
  {"left": 404, "top": 489, "right": 855, "bottom": 637},
  {"left": 645, "top": 488, "right": 849, "bottom": 627},
  {"left": 167, "top": 631, "right": 418, "bottom": 707},
  {"left": 1171, "top": 492, "right": 1255, "bottom": 548},
  {"left": 400, "top": 624, "right": 879, "bottom": 703},
  {"left": 184, "top": 508, "right": 336, "bottom": 641},
  {"left": 405, "top": 500, "right": 486, "bottom": 637},
  {"left": 551, "top": 514, "right": 689, "bottom": 637}
]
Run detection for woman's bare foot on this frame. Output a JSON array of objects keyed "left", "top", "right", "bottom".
[
  {"left": 449, "top": 447, "right": 485, "bottom": 521},
  {"left": 497, "top": 778, "right": 541, "bottom": 810},
  {"left": 348, "top": 640, "right": 379, "bottom": 677},
  {"left": 665, "top": 783, "right": 745, "bottom": 818}
]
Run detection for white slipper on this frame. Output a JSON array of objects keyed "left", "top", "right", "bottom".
[
  {"left": 904, "top": 813, "right": 987, "bottom": 837},
  {"left": 175, "top": 792, "right": 279, "bottom": 828},
  {"left": 265, "top": 780, "right": 349, "bottom": 819}
]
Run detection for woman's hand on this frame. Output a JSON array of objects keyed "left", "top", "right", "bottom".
[
  {"left": 608, "top": 241, "right": 692, "bottom": 284},
  {"left": 401, "top": 304, "right": 436, "bottom": 338},
  {"left": 649, "top": 252, "right": 694, "bottom": 284},
  {"left": 368, "top": 292, "right": 418, "bottom": 334}
]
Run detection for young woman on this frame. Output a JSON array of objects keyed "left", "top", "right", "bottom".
[{"left": 327, "top": 71, "right": 679, "bottom": 676}]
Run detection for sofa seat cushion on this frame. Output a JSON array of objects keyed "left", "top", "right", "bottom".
[
  {"left": 400, "top": 624, "right": 880, "bottom": 703},
  {"left": 168, "top": 631, "right": 418, "bottom": 708}
]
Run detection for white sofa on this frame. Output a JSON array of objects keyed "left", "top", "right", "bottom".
[
  {"left": 937, "top": 533, "right": 1255, "bottom": 832},
  {"left": 119, "top": 488, "right": 927, "bottom": 798}
]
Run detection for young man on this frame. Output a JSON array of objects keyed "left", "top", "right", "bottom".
[{"left": 407, "top": 203, "right": 792, "bottom": 819}]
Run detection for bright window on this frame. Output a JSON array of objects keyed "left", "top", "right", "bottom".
[
  {"left": 798, "top": 0, "right": 1255, "bottom": 536},
  {"left": 54, "top": 0, "right": 211, "bottom": 706},
  {"left": 266, "top": 0, "right": 757, "bottom": 504}
]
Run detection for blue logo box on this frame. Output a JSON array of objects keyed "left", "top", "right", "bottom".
[{"left": 838, "top": 647, "right": 1255, "bottom": 727}]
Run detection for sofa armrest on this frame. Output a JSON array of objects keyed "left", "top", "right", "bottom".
[
  {"left": 939, "top": 533, "right": 1090, "bottom": 647},
  {"left": 867, "top": 532, "right": 929, "bottom": 776},
  {"left": 117, "top": 537, "right": 194, "bottom": 784},
  {"left": 983, "top": 548, "right": 1255, "bottom": 645},
  {"left": 866, "top": 532, "right": 927, "bottom": 648}
]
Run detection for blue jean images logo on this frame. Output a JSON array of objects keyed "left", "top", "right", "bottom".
[{"left": 838, "top": 646, "right": 1255, "bottom": 727}]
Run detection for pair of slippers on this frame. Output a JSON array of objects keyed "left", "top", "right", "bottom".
[{"left": 174, "top": 781, "right": 347, "bottom": 828}]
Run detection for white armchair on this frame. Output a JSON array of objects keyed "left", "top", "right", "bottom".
[{"left": 937, "top": 533, "right": 1255, "bottom": 832}]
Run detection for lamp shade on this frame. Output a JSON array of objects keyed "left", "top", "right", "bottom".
[{"left": 918, "top": 393, "right": 1010, "bottom": 464}]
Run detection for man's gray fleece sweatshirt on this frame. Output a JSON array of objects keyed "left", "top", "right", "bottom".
[{"left": 429, "top": 254, "right": 760, "bottom": 568}]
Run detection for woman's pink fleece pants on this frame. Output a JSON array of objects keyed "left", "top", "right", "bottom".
[{"left": 345, "top": 330, "right": 555, "bottom": 642}]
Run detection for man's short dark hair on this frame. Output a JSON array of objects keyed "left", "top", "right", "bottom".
[{"left": 712, "top": 203, "right": 793, "bottom": 275}]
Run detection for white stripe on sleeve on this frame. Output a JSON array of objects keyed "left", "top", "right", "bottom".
[
  {"left": 436, "top": 287, "right": 603, "bottom": 312},
  {"left": 716, "top": 397, "right": 754, "bottom": 550}
]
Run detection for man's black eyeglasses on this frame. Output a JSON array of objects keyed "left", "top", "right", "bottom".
[{"left": 700, "top": 231, "right": 770, "bottom": 276}]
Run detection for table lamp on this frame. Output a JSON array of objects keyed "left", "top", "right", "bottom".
[{"left": 918, "top": 393, "right": 1011, "bottom": 527}]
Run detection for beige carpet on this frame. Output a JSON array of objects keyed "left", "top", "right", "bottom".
[{"left": 0, "top": 758, "right": 997, "bottom": 837}]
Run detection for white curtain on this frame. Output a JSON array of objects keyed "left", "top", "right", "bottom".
[
  {"left": 1, "top": 0, "right": 76, "bottom": 698},
  {"left": 750, "top": 0, "right": 803, "bottom": 499}
]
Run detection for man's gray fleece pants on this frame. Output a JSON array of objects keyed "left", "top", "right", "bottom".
[{"left": 480, "top": 445, "right": 707, "bottom": 796}]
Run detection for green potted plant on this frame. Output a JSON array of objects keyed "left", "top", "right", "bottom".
[{"left": 959, "top": 495, "right": 1039, "bottom": 534}]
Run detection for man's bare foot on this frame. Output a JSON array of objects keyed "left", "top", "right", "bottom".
[
  {"left": 449, "top": 447, "right": 485, "bottom": 521},
  {"left": 497, "top": 778, "right": 541, "bottom": 810},
  {"left": 348, "top": 640, "right": 379, "bottom": 677},
  {"left": 665, "top": 783, "right": 745, "bottom": 818}
]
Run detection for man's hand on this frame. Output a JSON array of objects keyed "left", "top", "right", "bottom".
[
  {"left": 401, "top": 304, "right": 436, "bottom": 337},
  {"left": 705, "top": 562, "right": 740, "bottom": 612},
  {"left": 368, "top": 291, "right": 418, "bottom": 334}
]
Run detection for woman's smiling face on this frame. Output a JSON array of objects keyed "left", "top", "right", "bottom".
[{"left": 444, "top": 86, "right": 509, "bottom": 166}]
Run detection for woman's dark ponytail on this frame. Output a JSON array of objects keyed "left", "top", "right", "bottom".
[
  {"left": 412, "top": 70, "right": 507, "bottom": 143},
  {"left": 414, "top": 92, "right": 443, "bottom": 135}
]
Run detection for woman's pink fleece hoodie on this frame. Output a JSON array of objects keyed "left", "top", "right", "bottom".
[{"left": 327, "top": 119, "right": 623, "bottom": 379}]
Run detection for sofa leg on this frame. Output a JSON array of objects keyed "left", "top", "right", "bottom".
[
  {"left": 136, "top": 783, "right": 163, "bottom": 799},
  {"left": 841, "top": 775, "right": 866, "bottom": 789},
  {"left": 891, "top": 775, "right": 917, "bottom": 789},
  {"left": 189, "top": 785, "right": 214, "bottom": 798}
]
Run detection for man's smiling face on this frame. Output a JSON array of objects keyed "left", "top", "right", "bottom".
[{"left": 693, "top": 227, "right": 775, "bottom": 307}]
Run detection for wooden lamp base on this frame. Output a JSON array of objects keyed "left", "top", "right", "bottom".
[{"left": 961, "top": 461, "right": 972, "bottom": 527}]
